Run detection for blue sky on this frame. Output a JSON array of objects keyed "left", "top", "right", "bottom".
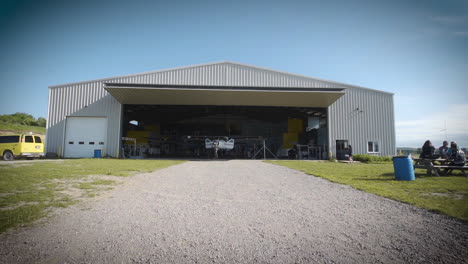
[{"left": 0, "top": 0, "right": 467, "bottom": 147}]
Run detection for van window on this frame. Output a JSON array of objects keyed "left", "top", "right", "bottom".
[
  {"left": 25, "top": 136, "right": 34, "bottom": 143},
  {"left": 0, "top": 136, "right": 20, "bottom": 143},
  {"left": 34, "top": 136, "right": 42, "bottom": 143}
]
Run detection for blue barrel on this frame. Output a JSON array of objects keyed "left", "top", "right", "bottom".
[
  {"left": 94, "top": 149, "right": 102, "bottom": 158},
  {"left": 392, "top": 156, "right": 415, "bottom": 181}
]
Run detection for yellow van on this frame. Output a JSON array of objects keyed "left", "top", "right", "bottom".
[{"left": 0, "top": 134, "right": 44, "bottom": 161}]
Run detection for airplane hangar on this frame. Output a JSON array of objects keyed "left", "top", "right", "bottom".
[{"left": 46, "top": 61, "right": 396, "bottom": 159}]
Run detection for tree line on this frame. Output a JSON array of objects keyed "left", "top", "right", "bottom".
[{"left": 0, "top": 113, "right": 46, "bottom": 127}]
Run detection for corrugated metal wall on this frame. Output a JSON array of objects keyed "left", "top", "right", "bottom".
[
  {"left": 328, "top": 88, "right": 395, "bottom": 156},
  {"left": 46, "top": 82, "right": 121, "bottom": 157},
  {"left": 103, "top": 62, "right": 340, "bottom": 88},
  {"left": 47, "top": 61, "right": 395, "bottom": 157}
]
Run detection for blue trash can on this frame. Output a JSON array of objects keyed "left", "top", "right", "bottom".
[
  {"left": 94, "top": 149, "right": 102, "bottom": 158},
  {"left": 392, "top": 155, "right": 415, "bottom": 181}
]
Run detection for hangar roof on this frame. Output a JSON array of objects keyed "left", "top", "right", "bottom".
[{"left": 49, "top": 61, "right": 393, "bottom": 96}]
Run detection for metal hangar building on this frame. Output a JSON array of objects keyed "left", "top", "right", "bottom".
[{"left": 46, "top": 61, "right": 395, "bottom": 159}]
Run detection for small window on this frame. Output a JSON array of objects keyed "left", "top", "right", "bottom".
[
  {"left": 0, "top": 136, "right": 20, "bottom": 143},
  {"left": 69, "top": 141, "right": 74, "bottom": 144},
  {"left": 79, "top": 141, "right": 84, "bottom": 145},
  {"left": 368, "top": 141, "right": 380, "bottom": 153},
  {"left": 25, "top": 136, "right": 34, "bottom": 143},
  {"left": 99, "top": 142, "right": 104, "bottom": 145},
  {"left": 34, "top": 136, "right": 42, "bottom": 143},
  {"left": 89, "top": 142, "right": 95, "bottom": 145}
]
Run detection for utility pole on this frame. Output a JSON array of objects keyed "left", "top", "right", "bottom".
[{"left": 441, "top": 120, "right": 448, "bottom": 141}]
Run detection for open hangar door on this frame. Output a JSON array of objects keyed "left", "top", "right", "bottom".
[{"left": 121, "top": 105, "right": 328, "bottom": 159}]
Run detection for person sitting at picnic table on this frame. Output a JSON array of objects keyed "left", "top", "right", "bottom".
[
  {"left": 438, "top": 141, "right": 449, "bottom": 159},
  {"left": 446, "top": 142, "right": 466, "bottom": 166},
  {"left": 420, "top": 140, "right": 438, "bottom": 159}
]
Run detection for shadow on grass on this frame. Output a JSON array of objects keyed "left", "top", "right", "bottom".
[
  {"left": 353, "top": 177, "right": 395, "bottom": 181},
  {"left": 355, "top": 173, "right": 466, "bottom": 181},
  {"left": 381, "top": 172, "right": 436, "bottom": 178},
  {"left": 353, "top": 172, "right": 441, "bottom": 181}
]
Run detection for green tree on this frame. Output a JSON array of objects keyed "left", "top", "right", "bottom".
[
  {"left": 0, "top": 113, "right": 46, "bottom": 127},
  {"left": 37, "top": 117, "right": 46, "bottom": 127}
]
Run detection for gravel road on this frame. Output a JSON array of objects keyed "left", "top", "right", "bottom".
[{"left": 1, "top": 160, "right": 467, "bottom": 263}]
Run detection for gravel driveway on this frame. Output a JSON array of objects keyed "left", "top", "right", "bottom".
[{"left": 1, "top": 160, "right": 467, "bottom": 263}]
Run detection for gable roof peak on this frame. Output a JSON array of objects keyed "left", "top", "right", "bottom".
[{"left": 49, "top": 60, "right": 392, "bottom": 95}]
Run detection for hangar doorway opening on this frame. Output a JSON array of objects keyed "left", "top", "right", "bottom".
[{"left": 121, "top": 105, "right": 329, "bottom": 159}]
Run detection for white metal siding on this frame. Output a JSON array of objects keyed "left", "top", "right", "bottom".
[
  {"left": 47, "top": 61, "right": 395, "bottom": 158},
  {"left": 51, "top": 62, "right": 358, "bottom": 89},
  {"left": 46, "top": 82, "right": 121, "bottom": 157},
  {"left": 328, "top": 88, "right": 395, "bottom": 157}
]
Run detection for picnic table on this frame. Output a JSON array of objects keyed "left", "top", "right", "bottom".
[{"left": 413, "top": 158, "right": 468, "bottom": 177}]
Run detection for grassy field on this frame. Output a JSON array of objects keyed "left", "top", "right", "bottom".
[
  {"left": 268, "top": 160, "right": 468, "bottom": 222},
  {"left": 0, "top": 121, "right": 46, "bottom": 135},
  {"left": 0, "top": 159, "right": 184, "bottom": 233}
]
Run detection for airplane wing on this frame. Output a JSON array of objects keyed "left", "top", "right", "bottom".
[
  {"left": 224, "top": 139, "right": 235, "bottom": 150},
  {"left": 205, "top": 138, "right": 214, "bottom": 149}
]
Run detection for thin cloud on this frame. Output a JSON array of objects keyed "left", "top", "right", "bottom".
[
  {"left": 427, "top": 14, "right": 468, "bottom": 38},
  {"left": 454, "top": 31, "right": 468, "bottom": 36},
  {"left": 431, "top": 15, "right": 468, "bottom": 24},
  {"left": 396, "top": 104, "right": 468, "bottom": 147}
]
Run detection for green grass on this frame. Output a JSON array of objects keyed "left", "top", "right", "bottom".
[
  {"left": 268, "top": 160, "right": 468, "bottom": 222},
  {"left": 0, "top": 159, "right": 184, "bottom": 232},
  {"left": 0, "top": 121, "right": 46, "bottom": 134}
]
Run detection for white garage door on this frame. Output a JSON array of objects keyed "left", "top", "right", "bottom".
[{"left": 64, "top": 117, "right": 107, "bottom": 158}]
